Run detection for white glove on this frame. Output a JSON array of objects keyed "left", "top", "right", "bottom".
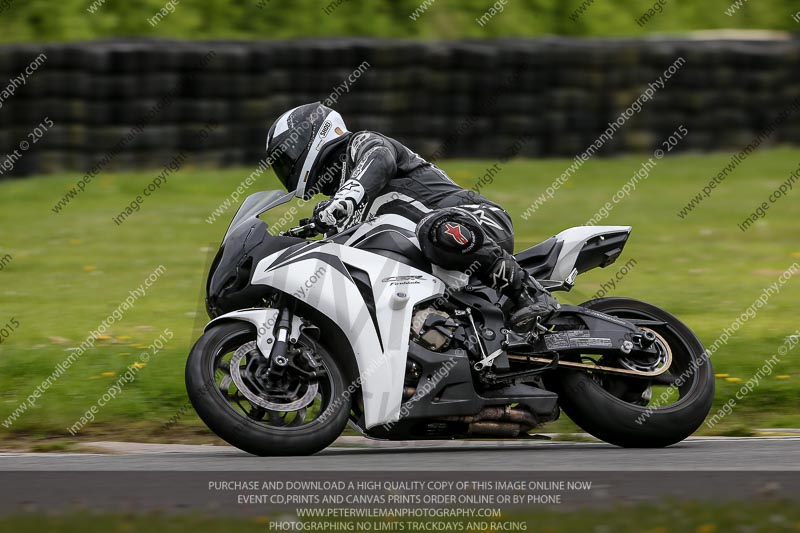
[
  {"left": 315, "top": 199, "right": 352, "bottom": 230},
  {"left": 316, "top": 179, "right": 365, "bottom": 229}
]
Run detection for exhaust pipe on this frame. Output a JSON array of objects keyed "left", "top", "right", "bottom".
[
  {"left": 440, "top": 405, "right": 538, "bottom": 436},
  {"left": 467, "top": 422, "right": 522, "bottom": 438}
]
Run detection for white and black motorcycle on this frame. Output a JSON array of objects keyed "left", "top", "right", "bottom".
[{"left": 186, "top": 190, "right": 714, "bottom": 456}]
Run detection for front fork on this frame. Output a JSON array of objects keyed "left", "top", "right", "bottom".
[
  {"left": 261, "top": 300, "right": 324, "bottom": 382},
  {"left": 264, "top": 300, "right": 293, "bottom": 381}
]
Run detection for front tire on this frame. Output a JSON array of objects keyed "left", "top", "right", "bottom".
[
  {"left": 551, "top": 297, "right": 714, "bottom": 448},
  {"left": 185, "top": 321, "right": 350, "bottom": 456}
]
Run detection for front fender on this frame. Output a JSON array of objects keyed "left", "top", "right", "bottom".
[{"left": 204, "top": 308, "right": 302, "bottom": 359}]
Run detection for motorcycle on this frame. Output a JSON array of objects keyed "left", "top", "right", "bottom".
[{"left": 186, "top": 190, "right": 714, "bottom": 456}]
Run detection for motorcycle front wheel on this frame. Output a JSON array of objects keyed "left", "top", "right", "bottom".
[
  {"left": 185, "top": 320, "right": 350, "bottom": 456},
  {"left": 549, "top": 297, "right": 715, "bottom": 448}
]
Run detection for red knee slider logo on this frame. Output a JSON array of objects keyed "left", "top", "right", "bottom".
[{"left": 443, "top": 223, "right": 469, "bottom": 245}]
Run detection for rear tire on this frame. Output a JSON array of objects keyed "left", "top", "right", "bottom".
[
  {"left": 185, "top": 321, "right": 350, "bottom": 456},
  {"left": 551, "top": 297, "right": 714, "bottom": 448}
]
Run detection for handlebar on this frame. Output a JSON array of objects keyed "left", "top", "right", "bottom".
[{"left": 281, "top": 218, "right": 323, "bottom": 238}]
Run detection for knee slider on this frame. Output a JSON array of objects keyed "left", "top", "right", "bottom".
[{"left": 417, "top": 210, "right": 483, "bottom": 255}]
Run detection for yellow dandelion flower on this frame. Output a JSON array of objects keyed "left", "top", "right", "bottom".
[
  {"left": 775, "top": 375, "right": 791, "bottom": 380},
  {"left": 100, "top": 371, "right": 116, "bottom": 377},
  {"left": 117, "top": 335, "right": 132, "bottom": 341},
  {"left": 130, "top": 362, "right": 147, "bottom": 369},
  {"left": 69, "top": 239, "right": 82, "bottom": 245},
  {"left": 82, "top": 265, "right": 97, "bottom": 272},
  {"left": 96, "top": 335, "right": 112, "bottom": 340},
  {"left": 715, "top": 373, "right": 729, "bottom": 378},
  {"left": 725, "top": 377, "right": 742, "bottom": 383},
  {"left": 697, "top": 524, "right": 717, "bottom": 533}
]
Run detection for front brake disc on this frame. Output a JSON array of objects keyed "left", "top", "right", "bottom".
[{"left": 229, "top": 341, "right": 318, "bottom": 412}]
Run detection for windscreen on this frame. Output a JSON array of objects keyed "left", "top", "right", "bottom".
[{"left": 222, "top": 190, "right": 294, "bottom": 244}]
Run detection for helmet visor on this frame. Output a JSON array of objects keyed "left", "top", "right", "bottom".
[
  {"left": 269, "top": 129, "right": 311, "bottom": 187},
  {"left": 269, "top": 147, "right": 297, "bottom": 185}
]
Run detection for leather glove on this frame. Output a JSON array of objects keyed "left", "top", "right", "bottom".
[{"left": 313, "top": 199, "right": 351, "bottom": 231}]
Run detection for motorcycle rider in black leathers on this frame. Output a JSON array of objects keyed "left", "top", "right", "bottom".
[{"left": 265, "top": 102, "right": 559, "bottom": 332}]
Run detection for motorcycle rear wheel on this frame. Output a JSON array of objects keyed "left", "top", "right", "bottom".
[{"left": 550, "top": 297, "right": 715, "bottom": 448}]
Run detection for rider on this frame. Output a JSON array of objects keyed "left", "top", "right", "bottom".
[{"left": 265, "top": 102, "right": 559, "bottom": 332}]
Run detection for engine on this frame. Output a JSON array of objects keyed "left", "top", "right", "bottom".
[{"left": 410, "top": 307, "right": 459, "bottom": 352}]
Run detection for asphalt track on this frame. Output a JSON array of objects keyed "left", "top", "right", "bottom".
[
  {"left": 1, "top": 436, "right": 798, "bottom": 471},
  {"left": 0, "top": 437, "right": 797, "bottom": 514}
]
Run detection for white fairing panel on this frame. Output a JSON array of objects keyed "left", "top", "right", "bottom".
[
  {"left": 204, "top": 308, "right": 304, "bottom": 360},
  {"left": 204, "top": 308, "right": 280, "bottom": 357},
  {"left": 341, "top": 214, "right": 419, "bottom": 242},
  {"left": 252, "top": 232, "right": 445, "bottom": 429},
  {"left": 431, "top": 265, "right": 470, "bottom": 289},
  {"left": 551, "top": 226, "right": 632, "bottom": 281}
]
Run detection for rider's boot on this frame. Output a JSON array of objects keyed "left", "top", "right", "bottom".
[{"left": 487, "top": 252, "right": 560, "bottom": 333}]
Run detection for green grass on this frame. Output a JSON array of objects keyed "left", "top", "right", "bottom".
[
  {"left": 0, "top": 146, "right": 798, "bottom": 443},
  {"left": 2, "top": 500, "right": 798, "bottom": 532}
]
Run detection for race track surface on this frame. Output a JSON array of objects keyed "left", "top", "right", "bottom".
[
  {"left": 1, "top": 436, "right": 798, "bottom": 471},
  {"left": 1, "top": 437, "right": 798, "bottom": 514}
]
